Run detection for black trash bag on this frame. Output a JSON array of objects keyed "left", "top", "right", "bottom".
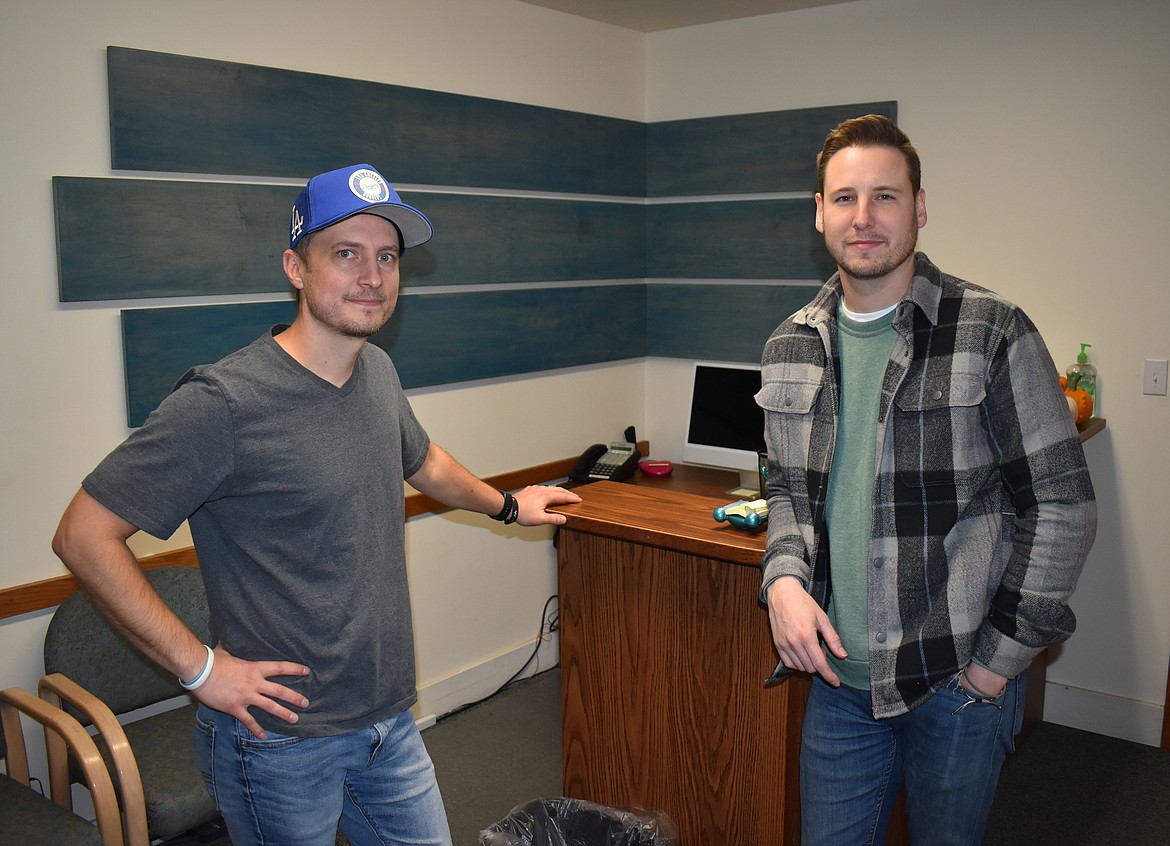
[{"left": 479, "top": 797, "right": 678, "bottom": 846}]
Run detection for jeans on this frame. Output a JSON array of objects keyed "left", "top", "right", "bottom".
[
  {"left": 194, "top": 705, "right": 452, "bottom": 846},
  {"left": 800, "top": 670, "right": 1024, "bottom": 846}
]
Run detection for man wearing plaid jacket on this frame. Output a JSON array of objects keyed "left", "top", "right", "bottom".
[{"left": 759, "top": 115, "right": 1096, "bottom": 845}]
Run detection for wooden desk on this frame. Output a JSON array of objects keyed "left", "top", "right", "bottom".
[{"left": 553, "top": 478, "right": 807, "bottom": 846}]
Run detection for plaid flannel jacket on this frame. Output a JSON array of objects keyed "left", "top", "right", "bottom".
[{"left": 758, "top": 253, "right": 1096, "bottom": 718}]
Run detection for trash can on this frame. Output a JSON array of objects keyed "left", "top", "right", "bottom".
[{"left": 479, "top": 798, "right": 678, "bottom": 846}]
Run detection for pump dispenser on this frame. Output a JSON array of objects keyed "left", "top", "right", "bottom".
[{"left": 1066, "top": 343, "right": 1097, "bottom": 399}]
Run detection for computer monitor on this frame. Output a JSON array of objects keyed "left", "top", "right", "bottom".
[{"left": 682, "top": 360, "right": 767, "bottom": 496}]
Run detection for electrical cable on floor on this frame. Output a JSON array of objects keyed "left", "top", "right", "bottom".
[{"left": 437, "top": 594, "right": 558, "bottom": 722}]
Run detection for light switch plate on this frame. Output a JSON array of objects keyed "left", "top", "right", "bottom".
[{"left": 1144, "top": 359, "right": 1168, "bottom": 396}]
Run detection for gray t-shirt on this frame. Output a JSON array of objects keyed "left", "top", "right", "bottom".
[{"left": 84, "top": 326, "right": 431, "bottom": 736}]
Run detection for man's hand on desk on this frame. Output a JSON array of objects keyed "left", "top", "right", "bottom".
[{"left": 514, "top": 485, "right": 581, "bottom": 526}]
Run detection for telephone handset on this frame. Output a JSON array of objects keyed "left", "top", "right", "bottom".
[{"left": 569, "top": 441, "right": 641, "bottom": 484}]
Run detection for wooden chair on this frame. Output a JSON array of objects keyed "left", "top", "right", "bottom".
[
  {"left": 41, "top": 566, "right": 219, "bottom": 843},
  {"left": 0, "top": 686, "right": 123, "bottom": 846},
  {"left": 39, "top": 673, "right": 150, "bottom": 846}
]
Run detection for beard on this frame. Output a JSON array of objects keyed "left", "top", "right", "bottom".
[
  {"left": 335, "top": 322, "right": 380, "bottom": 339},
  {"left": 302, "top": 290, "right": 393, "bottom": 339},
  {"left": 828, "top": 225, "right": 919, "bottom": 282}
]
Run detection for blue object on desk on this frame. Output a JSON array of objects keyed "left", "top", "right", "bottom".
[{"left": 713, "top": 498, "right": 768, "bottom": 530}]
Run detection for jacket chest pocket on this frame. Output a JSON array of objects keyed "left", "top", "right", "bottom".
[
  {"left": 892, "top": 372, "right": 991, "bottom": 487},
  {"left": 757, "top": 380, "right": 823, "bottom": 469},
  {"left": 893, "top": 371, "right": 985, "bottom": 414},
  {"left": 758, "top": 380, "right": 821, "bottom": 413}
]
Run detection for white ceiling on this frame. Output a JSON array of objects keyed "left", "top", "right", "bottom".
[{"left": 515, "top": 0, "right": 858, "bottom": 32}]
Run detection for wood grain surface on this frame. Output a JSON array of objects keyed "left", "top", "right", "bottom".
[{"left": 555, "top": 481, "right": 807, "bottom": 845}]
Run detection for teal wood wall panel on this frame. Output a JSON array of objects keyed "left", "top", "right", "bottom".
[
  {"left": 397, "top": 194, "right": 645, "bottom": 284},
  {"left": 646, "top": 102, "right": 897, "bottom": 197},
  {"left": 55, "top": 177, "right": 295, "bottom": 301},
  {"left": 377, "top": 286, "right": 646, "bottom": 388},
  {"left": 646, "top": 199, "right": 837, "bottom": 280},
  {"left": 122, "top": 301, "right": 296, "bottom": 427},
  {"left": 646, "top": 283, "right": 818, "bottom": 362},
  {"left": 56, "top": 180, "right": 646, "bottom": 301},
  {"left": 122, "top": 286, "right": 646, "bottom": 426},
  {"left": 107, "top": 47, "right": 646, "bottom": 197}
]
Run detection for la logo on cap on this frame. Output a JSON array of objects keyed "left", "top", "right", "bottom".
[
  {"left": 290, "top": 205, "right": 304, "bottom": 241},
  {"left": 349, "top": 169, "right": 390, "bottom": 204}
]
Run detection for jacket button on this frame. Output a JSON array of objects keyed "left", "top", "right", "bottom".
[
  {"left": 875, "top": 632, "right": 887, "bottom": 644},
  {"left": 873, "top": 558, "right": 884, "bottom": 569},
  {"left": 932, "top": 389, "right": 943, "bottom": 401}
]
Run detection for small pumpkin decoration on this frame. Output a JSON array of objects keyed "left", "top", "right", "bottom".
[{"left": 1060, "top": 374, "right": 1093, "bottom": 425}]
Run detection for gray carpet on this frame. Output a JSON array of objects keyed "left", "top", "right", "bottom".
[
  {"left": 984, "top": 720, "right": 1170, "bottom": 845},
  {"left": 425, "top": 670, "right": 563, "bottom": 844}
]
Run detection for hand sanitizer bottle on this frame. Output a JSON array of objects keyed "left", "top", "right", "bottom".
[{"left": 1066, "top": 343, "right": 1097, "bottom": 399}]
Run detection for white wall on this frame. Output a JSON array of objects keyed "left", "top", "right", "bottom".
[
  {"left": 0, "top": 0, "right": 647, "bottom": 732},
  {"left": 642, "top": 0, "right": 1170, "bottom": 744}
]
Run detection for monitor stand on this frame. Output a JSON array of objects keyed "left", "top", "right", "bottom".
[{"left": 727, "top": 468, "right": 761, "bottom": 500}]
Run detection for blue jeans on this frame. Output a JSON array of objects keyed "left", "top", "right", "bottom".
[
  {"left": 800, "top": 671, "right": 1025, "bottom": 846},
  {"left": 194, "top": 705, "right": 452, "bottom": 846}
]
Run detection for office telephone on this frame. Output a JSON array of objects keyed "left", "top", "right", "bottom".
[{"left": 569, "top": 441, "right": 641, "bottom": 484}]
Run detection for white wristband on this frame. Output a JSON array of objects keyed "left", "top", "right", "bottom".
[{"left": 179, "top": 644, "right": 215, "bottom": 691}]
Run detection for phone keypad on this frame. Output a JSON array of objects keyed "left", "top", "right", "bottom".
[{"left": 590, "top": 447, "right": 633, "bottom": 479}]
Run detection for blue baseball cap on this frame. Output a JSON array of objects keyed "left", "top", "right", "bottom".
[{"left": 289, "top": 164, "right": 433, "bottom": 250}]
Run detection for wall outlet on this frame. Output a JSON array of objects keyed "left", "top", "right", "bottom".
[{"left": 1143, "top": 359, "right": 1168, "bottom": 396}]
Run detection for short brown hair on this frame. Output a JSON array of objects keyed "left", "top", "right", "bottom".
[{"left": 816, "top": 114, "right": 921, "bottom": 195}]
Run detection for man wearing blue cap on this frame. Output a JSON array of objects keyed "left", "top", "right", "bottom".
[{"left": 52, "top": 164, "right": 581, "bottom": 846}]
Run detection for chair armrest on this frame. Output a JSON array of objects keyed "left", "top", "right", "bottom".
[
  {"left": 0, "top": 686, "right": 125, "bottom": 846},
  {"left": 39, "top": 673, "right": 150, "bottom": 846}
]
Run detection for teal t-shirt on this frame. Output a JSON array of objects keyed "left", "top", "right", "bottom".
[{"left": 825, "top": 307, "right": 897, "bottom": 690}]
